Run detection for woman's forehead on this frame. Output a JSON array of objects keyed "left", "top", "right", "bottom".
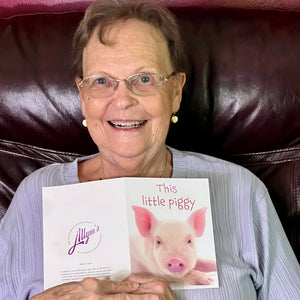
[{"left": 82, "top": 19, "right": 173, "bottom": 75}]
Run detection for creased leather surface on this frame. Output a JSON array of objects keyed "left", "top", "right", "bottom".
[{"left": 1, "top": 0, "right": 300, "bottom": 18}]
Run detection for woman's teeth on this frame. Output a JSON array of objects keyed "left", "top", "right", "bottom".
[{"left": 109, "top": 120, "right": 146, "bottom": 129}]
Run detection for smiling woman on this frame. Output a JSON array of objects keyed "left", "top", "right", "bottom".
[
  {"left": 75, "top": 18, "right": 185, "bottom": 181},
  {"left": 0, "top": 0, "right": 299, "bottom": 299}
]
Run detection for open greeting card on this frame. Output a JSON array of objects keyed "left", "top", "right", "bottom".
[{"left": 42, "top": 177, "right": 218, "bottom": 291}]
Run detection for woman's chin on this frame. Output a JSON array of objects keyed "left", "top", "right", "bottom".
[{"left": 109, "top": 146, "right": 147, "bottom": 160}]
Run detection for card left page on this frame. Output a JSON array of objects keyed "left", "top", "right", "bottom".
[{"left": 42, "top": 178, "right": 131, "bottom": 290}]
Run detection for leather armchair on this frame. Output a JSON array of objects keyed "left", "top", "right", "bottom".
[{"left": 0, "top": 0, "right": 299, "bottom": 261}]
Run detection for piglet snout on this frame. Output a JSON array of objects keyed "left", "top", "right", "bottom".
[{"left": 166, "top": 257, "right": 186, "bottom": 273}]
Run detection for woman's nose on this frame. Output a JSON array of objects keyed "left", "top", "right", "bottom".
[{"left": 112, "top": 81, "right": 139, "bottom": 109}]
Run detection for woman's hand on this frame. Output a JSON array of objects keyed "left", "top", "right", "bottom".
[
  {"left": 29, "top": 277, "right": 140, "bottom": 300},
  {"left": 123, "top": 273, "right": 178, "bottom": 300},
  {"left": 30, "top": 274, "right": 178, "bottom": 300}
]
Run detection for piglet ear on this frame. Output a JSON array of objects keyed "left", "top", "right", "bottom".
[
  {"left": 188, "top": 207, "right": 207, "bottom": 237},
  {"left": 132, "top": 206, "right": 156, "bottom": 237}
]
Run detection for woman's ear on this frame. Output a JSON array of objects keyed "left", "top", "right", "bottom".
[
  {"left": 75, "top": 77, "right": 87, "bottom": 117},
  {"left": 75, "top": 77, "right": 82, "bottom": 91},
  {"left": 172, "top": 72, "right": 186, "bottom": 113}
]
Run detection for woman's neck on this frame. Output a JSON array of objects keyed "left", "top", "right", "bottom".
[{"left": 78, "top": 147, "right": 172, "bottom": 182}]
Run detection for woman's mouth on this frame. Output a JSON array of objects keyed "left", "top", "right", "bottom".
[{"left": 108, "top": 120, "right": 147, "bottom": 129}]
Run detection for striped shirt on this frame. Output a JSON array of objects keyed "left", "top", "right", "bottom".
[{"left": 0, "top": 147, "right": 299, "bottom": 299}]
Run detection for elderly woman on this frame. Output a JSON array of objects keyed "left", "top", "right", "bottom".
[{"left": 0, "top": 0, "right": 299, "bottom": 299}]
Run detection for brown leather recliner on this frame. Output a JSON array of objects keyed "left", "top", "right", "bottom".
[{"left": 0, "top": 0, "right": 299, "bottom": 261}]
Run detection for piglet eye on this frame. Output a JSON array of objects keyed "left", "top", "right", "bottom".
[
  {"left": 155, "top": 237, "right": 162, "bottom": 248},
  {"left": 186, "top": 235, "right": 193, "bottom": 246}
]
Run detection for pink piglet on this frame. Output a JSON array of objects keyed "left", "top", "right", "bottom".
[{"left": 130, "top": 206, "right": 217, "bottom": 285}]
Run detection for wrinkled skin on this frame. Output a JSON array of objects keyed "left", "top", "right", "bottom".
[{"left": 30, "top": 274, "right": 177, "bottom": 300}]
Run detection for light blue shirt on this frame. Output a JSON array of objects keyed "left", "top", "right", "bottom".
[{"left": 0, "top": 148, "right": 299, "bottom": 299}]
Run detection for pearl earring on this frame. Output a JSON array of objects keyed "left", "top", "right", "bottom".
[
  {"left": 82, "top": 119, "right": 87, "bottom": 127},
  {"left": 171, "top": 114, "right": 178, "bottom": 124}
]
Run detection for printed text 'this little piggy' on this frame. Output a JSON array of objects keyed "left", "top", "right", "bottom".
[{"left": 142, "top": 195, "right": 195, "bottom": 211}]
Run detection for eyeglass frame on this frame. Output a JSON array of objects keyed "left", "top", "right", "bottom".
[{"left": 78, "top": 71, "right": 177, "bottom": 98}]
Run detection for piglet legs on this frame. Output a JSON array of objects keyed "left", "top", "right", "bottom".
[{"left": 182, "top": 270, "right": 214, "bottom": 285}]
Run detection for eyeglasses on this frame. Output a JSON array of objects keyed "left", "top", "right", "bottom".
[{"left": 79, "top": 71, "right": 176, "bottom": 98}]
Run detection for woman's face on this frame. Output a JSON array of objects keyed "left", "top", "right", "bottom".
[{"left": 77, "top": 18, "right": 185, "bottom": 161}]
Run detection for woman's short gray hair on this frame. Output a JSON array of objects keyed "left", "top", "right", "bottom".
[{"left": 72, "top": 0, "right": 186, "bottom": 77}]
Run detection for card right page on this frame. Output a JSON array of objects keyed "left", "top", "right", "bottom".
[{"left": 125, "top": 177, "right": 218, "bottom": 291}]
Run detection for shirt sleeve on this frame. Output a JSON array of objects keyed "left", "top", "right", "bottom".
[
  {"left": 0, "top": 174, "right": 45, "bottom": 299},
  {"left": 251, "top": 184, "right": 300, "bottom": 299},
  {"left": 0, "top": 160, "right": 79, "bottom": 300}
]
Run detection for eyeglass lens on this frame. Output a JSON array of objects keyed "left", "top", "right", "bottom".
[{"left": 81, "top": 73, "right": 170, "bottom": 98}]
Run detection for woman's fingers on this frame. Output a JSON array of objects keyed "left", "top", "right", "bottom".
[
  {"left": 29, "top": 282, "right": 84, "bottom": 299},
  {"left": 30, "top": 275, "right": 177, "bottom": 300},
  {"left": 30, "top": 277, "right": 140, "bottom": 300},
  {"left": 102, "top": 293, "right": 159, "bottom": 300},
  {"left": 122, "top": 273, "right": 177, "bottom": 300},
  {"left": 81, "top": 277, "right": 140, "bottom": 294}
]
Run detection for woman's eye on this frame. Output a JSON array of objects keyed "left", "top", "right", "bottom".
[
  {"left": 96, "top": 77, "right": 107, "bottom": 85},
  {"left": 140, "top": 75, "right": 151, "bottom": 83}
]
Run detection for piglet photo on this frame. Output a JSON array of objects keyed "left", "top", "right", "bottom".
[{"left": 130, "top": 206, "right": 217, "bottom": 285}]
